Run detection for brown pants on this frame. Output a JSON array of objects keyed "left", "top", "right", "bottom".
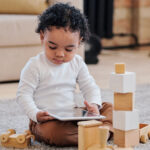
[{"left": 29, "top": 102, "right": 113, "bottom": 146}]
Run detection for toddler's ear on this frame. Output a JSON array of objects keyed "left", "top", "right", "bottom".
[
  {"left": 79, "top": 37, "right": 83, "bottom": 45},
  {"left": 40, "top": 30, "right": 44, "bottom": 44}
]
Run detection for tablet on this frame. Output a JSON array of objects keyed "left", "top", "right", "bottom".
[{"left": 47, "top": 107, "right": 105, "bottom": 121}]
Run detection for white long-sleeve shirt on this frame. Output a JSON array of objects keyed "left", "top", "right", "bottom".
[{"left": 16, "top": 52, "right": 102, "bottom": 122}]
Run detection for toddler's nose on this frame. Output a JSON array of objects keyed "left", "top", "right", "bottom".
[{"left": 56, "top": 50, "right": 64, "bottom": 57}]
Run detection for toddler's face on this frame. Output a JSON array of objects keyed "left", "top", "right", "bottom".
[{"left": 40, "top": 27, "right": 81, "bottom": 65}]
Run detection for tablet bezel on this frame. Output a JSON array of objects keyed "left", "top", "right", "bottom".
[{"left": 47, "top": 108, "right": 105, "bottom": 121}]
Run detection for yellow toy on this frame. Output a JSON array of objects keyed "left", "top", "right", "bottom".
[
  {"left": 139, "top": 123, "right": 150, "bottom": 143},
  {"left": 78, "top": 120, "right": 113, "bottom": 150},
  {"left": 0, "top": 129, "right": 35, "bottom": 148},
  {"left": 87, "top": 126, "right": 113, "bottom": 150}
]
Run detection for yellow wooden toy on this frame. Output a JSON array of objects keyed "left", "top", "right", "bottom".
[
  {"left": 78, "top": 120, "right": 103, "bottom": 150},
  {"left": 78, "top": 120, "right": 114, "bottom": 150},
  {"left": 139, "top": 123, "right": 150, "bottom": 143},
  {"left": 0, "top": 129, "right": 35, "bottom": 148},
  {"left": 87, "top": 126, "right": 113, "bottom": 150}
]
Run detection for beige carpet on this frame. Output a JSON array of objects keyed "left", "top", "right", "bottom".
[{"left": 0, "top": 84, "right": 150, "bottom": 149}]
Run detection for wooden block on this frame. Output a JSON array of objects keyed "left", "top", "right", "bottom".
[
  {"left": 78, "top": 120, "right": 102, "bottom": 150},
  {"left": 110, "top": 72, "right": 136, "bottom": 93},
  {"left": 87, "top": 126, "right": 113, "bottom": 150},
  {"left": 113, "top": 110, "right": 139, "bottom": 131},
  {"left": 98, "top": 126, "right": 109, "bottom": 148},
  {"left": 78, "top": 120, "right": 102, "bottom": 127},
  {"left": 114, "top": 129, "right": 139, "bottom": 147},
  {"left": 114, "top": 93, "right": 134, "bottom": 111},
  {"left": 115, "top": 63, "right": 125, "bottom": 74}
]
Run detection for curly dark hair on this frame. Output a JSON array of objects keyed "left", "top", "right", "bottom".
[{"left": 36, "top": 3, "right": 90, "bottom": 42}]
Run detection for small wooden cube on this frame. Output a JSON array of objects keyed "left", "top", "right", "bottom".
[
  {"left": 87, "top": 126, "right": 112, "bottom": 150},
  {"left": 114, "top": 93, "right": 134, "bottom": 111},
  {"left": 114, "top": 129, "right": 139, "bottom": 147},
  {"left": 109, "top": 72, "right": 136, "bottom": 93},
  {"left": 113, "top": 110, "right": 139, "bottom": 131},
  {"left": 78, "top": 120, "right": 102, "bottom": 150},
  {"left": 115, "top": 63, "right": 125, "bottom": 74}
]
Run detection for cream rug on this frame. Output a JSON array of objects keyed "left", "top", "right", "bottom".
[{"left": 0, "top": 84, "right": 150, "bottom": 149}]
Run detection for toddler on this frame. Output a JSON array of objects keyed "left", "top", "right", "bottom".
[{"left": 16, "top": 3, "right": 113, "bottom": 146}]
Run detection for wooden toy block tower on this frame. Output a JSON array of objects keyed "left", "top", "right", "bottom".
[{"left": 110, "top": 63, "right": 139, "bottom": 148}]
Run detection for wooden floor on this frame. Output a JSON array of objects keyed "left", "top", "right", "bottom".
[{"left": 0, "top": 48, "right": 150, "bottom": 99}]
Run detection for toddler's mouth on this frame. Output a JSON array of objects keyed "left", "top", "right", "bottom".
[{"left": 53, "top": 58, "right": 64, "bottom": 64}]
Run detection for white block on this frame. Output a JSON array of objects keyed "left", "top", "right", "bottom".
[
  {"left": 109, "top": 72, "right": 136, "bottom": 93},
  {"left": 113, "top": 109, "right": 139, "bottom": 131}
]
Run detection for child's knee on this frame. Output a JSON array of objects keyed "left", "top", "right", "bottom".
[
  {"left": 100, "top": 102, "right": 113, "bottom": 114},
  {"left": 102, "top": 102, "right": 113, "bottom": 108}
]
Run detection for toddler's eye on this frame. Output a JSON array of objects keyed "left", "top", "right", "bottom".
[
  {"left": 65, "top": 49, "right": 73, "bottom": 52},
  {"left": 49, "top": 46, "right": 57, "bottom": 50}
]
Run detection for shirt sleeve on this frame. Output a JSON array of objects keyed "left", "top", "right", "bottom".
[
  {"left": 16, "top": 59, "right": 41, "bottom": 122},
  {"left": 76, "top": 57, "right": 102, "bottom": 107}
]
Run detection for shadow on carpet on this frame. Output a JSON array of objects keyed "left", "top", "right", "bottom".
[{"left": 0, "top": 84, "right": 150, "bottom": 149}]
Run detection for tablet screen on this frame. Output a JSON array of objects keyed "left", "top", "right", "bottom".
[{"left": 47, "top": 107, "right": 105, "bottom": 121}]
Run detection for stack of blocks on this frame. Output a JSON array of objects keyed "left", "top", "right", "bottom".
[{"left": 110, "top": 63, "right": 139, "bottom": 148}]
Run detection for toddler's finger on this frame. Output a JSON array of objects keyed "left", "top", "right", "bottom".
[
  {"left": 46, "top": 114, "right": 54, "bottom": 119},
  {"left": 41, "top": 116, "right": 54, "bottom": 122},
  {"left": 43, "top": 111, "right": 50, "bottom": 116},
  {"left": 84, "top": 100, "right": 92, "bottom": 110}
]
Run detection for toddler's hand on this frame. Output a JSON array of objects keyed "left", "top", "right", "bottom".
[
  {"left": 84, "top": 100, "right": 100, "bottom": 115},
  {"left": 36, "top": 111, "right": 54, "bottom": 123}
]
